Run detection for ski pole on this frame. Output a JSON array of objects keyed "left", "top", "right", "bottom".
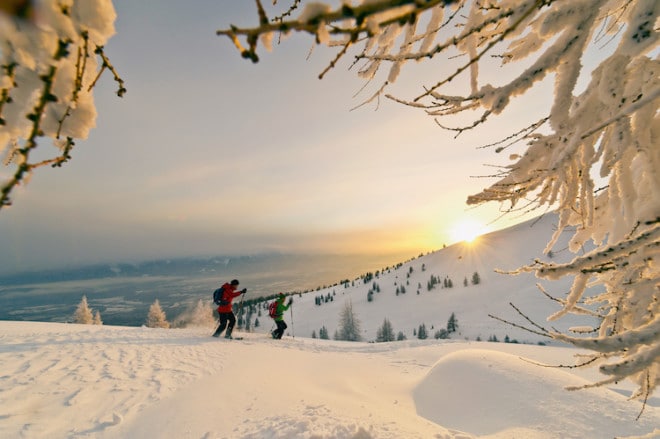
[
  {"left": 290, "top": 303, "right": 294, "bottom": 338},
  {"left": 237, "top": 289, "right": 246, "bottom": 329}
]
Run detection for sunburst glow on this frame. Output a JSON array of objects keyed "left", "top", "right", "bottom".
[{"left": 450, "top": 219, "right": 489, "bottom": 244}]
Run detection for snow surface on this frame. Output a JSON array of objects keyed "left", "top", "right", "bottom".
[{"left": 0, "top": 321, "right": 658, "bottom": 439}]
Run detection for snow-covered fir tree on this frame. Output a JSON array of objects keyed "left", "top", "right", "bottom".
[
  {"left": 146, "top": 300, "right": 170, "bottom": 329},
  {"left": 73, "top": 295, "right": 93, "bottom": 325},
  {"left": 219, "top": 0, "right": 660, "bottom": 400},
  {"left": 73, "top": 295, "right": 94, "bottom": 325},
  {"left": 93, "top": 310, "right": 103, "bottom": 325}
]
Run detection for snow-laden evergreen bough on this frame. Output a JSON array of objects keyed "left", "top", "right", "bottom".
[
  {"left": 218, "top": 0, "right": 659, "bottom": 406},
  {"left": 0, "top": 0, "right": 124, "bottom": 209}
]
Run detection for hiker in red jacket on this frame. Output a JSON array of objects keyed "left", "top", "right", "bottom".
[{"left": 212, "top": 279, "right": 246, "bottom": 339}]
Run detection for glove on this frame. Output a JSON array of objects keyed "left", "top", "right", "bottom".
[
  {"left": 241, "top": 288, "right": 247, "bottom": 294},
  {"left": 288, "top": 298, "right": 293, "bottom": 305}
]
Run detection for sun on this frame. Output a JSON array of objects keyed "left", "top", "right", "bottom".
[{"left": 450, "top": 219, "right": 489, "bottom": 244}]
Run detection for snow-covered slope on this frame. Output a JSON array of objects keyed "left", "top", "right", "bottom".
[
  {"left": 251, "top": 213, "right": 597, "bottom": 345},
  {"left": 0, "top": 321, "right": 658, "bottom": 439}
]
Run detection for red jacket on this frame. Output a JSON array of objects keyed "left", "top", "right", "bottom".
[{"left": 216, "top": 283, "right": 243, "bottom": 313}]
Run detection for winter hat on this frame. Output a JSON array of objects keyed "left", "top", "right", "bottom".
[
  {"left": 278, "top": 292, "right": 285, "bottom": 299},
  {"left": 231, "top": 279, "right": 240, "bottom": 286}
]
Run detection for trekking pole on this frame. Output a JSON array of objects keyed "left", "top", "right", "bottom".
[
  {"left": 237, "top": 290, "right": 246, "bottom": 330},
  {"left": 290, "top": 304, "right": 295, "bottom": 339}
]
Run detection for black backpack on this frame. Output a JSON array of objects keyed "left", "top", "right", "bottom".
[{"left": 213, "top": 287, "right": 229, "bottom": 306}]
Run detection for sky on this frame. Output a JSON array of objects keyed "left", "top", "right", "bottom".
[
  {"left": 1, "top": 217, "right": 658, "bottom": 438},
  {"left": 0, "top": 1, "right": 554, "bottom": 274}
]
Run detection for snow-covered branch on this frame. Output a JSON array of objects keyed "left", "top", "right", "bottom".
[{"left": 0, "top": 1, "right": 124, "bottom": 210}]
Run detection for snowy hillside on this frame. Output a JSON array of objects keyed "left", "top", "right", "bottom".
[{"left": 248, "top": 213, "right": 597, "bottom": 345}]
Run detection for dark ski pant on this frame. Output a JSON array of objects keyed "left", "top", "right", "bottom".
[
  {"left": 213, "top": 312, "right": 236, "bottom": 337},
  {"left": 273, "top": 320, "right": 287, "bottom": 339}
]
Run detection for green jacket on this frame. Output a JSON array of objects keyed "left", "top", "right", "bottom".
[{"left": 274, "top": 299, "right": 290, "bottom": 321}]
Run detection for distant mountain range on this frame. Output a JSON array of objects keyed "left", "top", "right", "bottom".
[{"left": 0, "top": 252, "right": 410, "bottom": 326}]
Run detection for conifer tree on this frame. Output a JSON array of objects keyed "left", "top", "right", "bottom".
[
  {"left": 73, "top": 295, "right": 93, "bottom": 325},
  {"left": 417, "top": 324, "right": 428, "bottom": 340},
  {"left": 447, "top": 313, "right": 458, "bottom": 334},
  {"left": 376, "top": 318, "right": 395, "bottom": 343},
  {"left": 336, "top": 300, "right": 362, "bottom": 342},
  {"left": 93, "top": 311, "right": 103, "bottom": 325},
  {"left": 146, "top": 300, "right": 170, "bottom": 329},
  {"left": 190, "top": 299, "right": 215, "bottom": 328}
]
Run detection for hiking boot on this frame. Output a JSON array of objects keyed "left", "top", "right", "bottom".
[{"left": 224, "top": 334, "right": 232, "bottom": 339}]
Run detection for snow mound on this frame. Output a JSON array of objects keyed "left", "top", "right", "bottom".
[{"left": 413, "top": 349, "right": 656, "bottom": 438}]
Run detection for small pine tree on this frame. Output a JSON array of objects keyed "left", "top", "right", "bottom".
[
  {"left": 447, "top": 312, "right": 458, "bottom": 333},
  {"left": 319, "top": 326, "right": 329, "bottom": 340},
  {"left": 396, "top": 331, "right": 406, "bottom": 341},
  {"left": 93, "top": 310, "right": 103, "bottom": 325},
  {"left": 376, "top": 318, "right": 395, "bottom": 342},
  {"left": 434, "top": 329, "right": 449, "bottom": 339},
  {"left": 73, "top": 295, "right": 93, "bottom": 324},
  {"left": 146, "top": 299, "right": 170, "bottom": 328},
  {"left": 336, "top": 300, "right": 362, "bottom": 341},
  {"left": 311, "top": 330, "right": 317, "bottom": 338},
  {"left": 472, "top": 271, "right": 481, "bottom": 285},
  {"left": 187, "top": 299, "right": 215, "bottom": 328},
  {"left": 417, "top": 323, "right": 428, "bottom": 340}
]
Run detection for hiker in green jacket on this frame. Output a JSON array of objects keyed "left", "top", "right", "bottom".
[{"left": 271, "top": 293, "right": 292, "bottom": 339}]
